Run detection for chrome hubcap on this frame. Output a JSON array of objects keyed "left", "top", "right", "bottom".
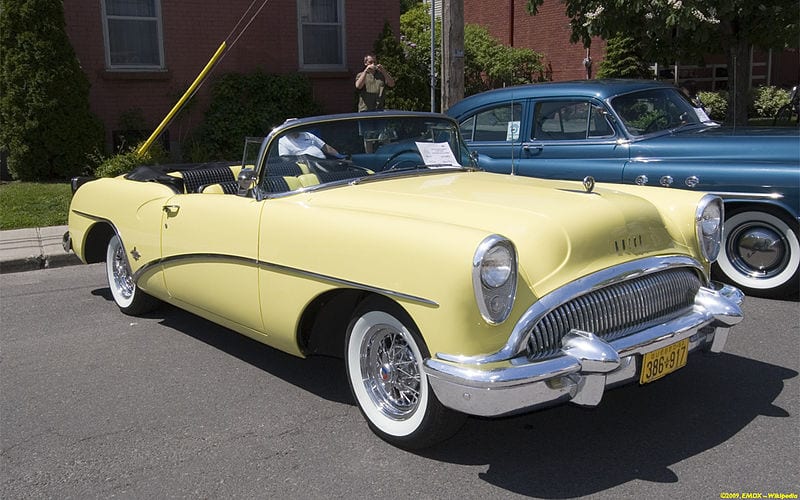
[
  {"left": 362, "top": 327, "right": 420, "bottom": 420},
  {"left": 112, "top": 244, "right": 134, "bottom": 299},
  {"left": 728, "top": 223, "right": 788, "bottom": 279}
]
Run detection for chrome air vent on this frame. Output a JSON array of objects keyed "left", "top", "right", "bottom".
[{"left": 527, "top": 267, "right": 702, "bottom": 360}]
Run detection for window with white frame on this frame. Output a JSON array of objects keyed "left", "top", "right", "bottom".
[
  {"left": 102, "top": 0, "right": 164, "bottom": 69},
  {"left": 298, "top": 0, "right": 345, "bottom": 69}
]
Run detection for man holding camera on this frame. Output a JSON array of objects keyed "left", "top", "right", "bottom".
[{"left": 355, "top": 54, "right": 395, "bottom": 112}]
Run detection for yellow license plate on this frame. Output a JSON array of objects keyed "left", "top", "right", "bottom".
[{"left": 639, "top": 338, "right": 689, "bottom": 384}]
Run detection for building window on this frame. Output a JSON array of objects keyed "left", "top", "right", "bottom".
[
  {"left": 298, "top": 0, "right": 345, "bottom": 69},
  {"left": 101, "top": 0, "right": 164, "bottom": 70}
]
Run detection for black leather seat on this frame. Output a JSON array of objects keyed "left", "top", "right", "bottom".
[{"left": 181, "top": 166, "right": 236, "bottom": 193}]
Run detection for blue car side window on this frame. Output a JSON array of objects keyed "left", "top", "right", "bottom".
[
  {"left": 532, "top": 100, "right": 614, "bottom": 140},
  {"left": 471, "top": 103, "right": 522, "bottom": 142},
  {"left": 588, "top": 104, "right": 615, "bottom": 138}
]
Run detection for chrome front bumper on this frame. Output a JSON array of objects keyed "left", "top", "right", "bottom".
[{"left": 423, "top": 282, "right": 744, "bottom": 417}]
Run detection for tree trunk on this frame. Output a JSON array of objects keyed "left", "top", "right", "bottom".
[{"left": 725, "top": 38, "right": 750, "bottom": 126}]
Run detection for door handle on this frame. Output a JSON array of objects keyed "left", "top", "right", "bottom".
[
  {"left": 162, "top": 205, "right": 180, "bottom": 216},
  {"left": 521, "top": 143, "right": 544, "bottom": 153}
]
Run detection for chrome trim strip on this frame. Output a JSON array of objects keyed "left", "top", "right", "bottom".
[
  {"left": 712, "top": 191, "right": 784, "bottom": 200},
  {"left": 437, "top": 255, "right": 705, "bottom": 365},
  {"left": 264, "top": 261, "right": 439, "bottom": 307},
  {"left": 71, "top": 209, "right": 109, "bottom": 222},
  {"left": 131, "top": 252, "right": 438, "bottom": 308}
]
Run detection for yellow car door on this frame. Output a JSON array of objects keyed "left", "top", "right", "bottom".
[{"left": 160, "top": 192, "right": 265, "bottom": 333}]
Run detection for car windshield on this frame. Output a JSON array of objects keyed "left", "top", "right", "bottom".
[
  {"left": 610, "top": 88, "right": 710, "bottom": 137},
  {"left": 258, "top": 115, "right": 472, "bottom": 195}
]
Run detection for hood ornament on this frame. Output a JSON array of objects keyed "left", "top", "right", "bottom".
[{"left": 583, "top": 176, "right": 595, "bottom": 193}]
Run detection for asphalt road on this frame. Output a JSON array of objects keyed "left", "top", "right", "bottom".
[{"left": 1, "top": 264, "right": 798, "bottom": 499}]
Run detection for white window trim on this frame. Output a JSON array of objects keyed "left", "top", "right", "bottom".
[
  {"left": 100, "top": 0, "right": 166, "bottom": 71},
  {"left": 297, "top": 0, "right": 347, "bottom": 71}
]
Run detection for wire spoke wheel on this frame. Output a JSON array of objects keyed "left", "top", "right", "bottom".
[
  {"left": 345, "top": 301, "right": 466, "bottom": 449},
  {"left": 363, "top": 327, "right": 421, "bottom": 419},
  {"left": 105, "top": 234, "right": 159, "bottom": 315}
]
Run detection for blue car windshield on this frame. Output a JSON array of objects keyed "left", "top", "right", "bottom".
[{"left": 610, "top": 88, "right": 708, "bottom": 137}]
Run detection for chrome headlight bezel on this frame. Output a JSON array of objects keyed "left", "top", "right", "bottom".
[
  {"left": 696, "top": 194, "right": 724, "bottom": 263},
  {"left": 473, "top": 235, "right": 517, "bottom": 325}
]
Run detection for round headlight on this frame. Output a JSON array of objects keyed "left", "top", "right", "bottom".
[
  {"left": 481, "top": 245, "right": 513, "bottom": 288},
  {"left": 696, "top": 195, "right": 723, "bottom": 262},
  {"left": 473, "top": 236, "right": 517, "bottom": 325}
]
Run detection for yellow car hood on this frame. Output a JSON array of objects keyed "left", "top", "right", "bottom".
[{"left": 299, "top": 170, "right": 698, "bottom": 294}]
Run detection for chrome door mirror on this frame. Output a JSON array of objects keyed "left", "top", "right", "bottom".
[{"left": 237, "top": 168, "right": 257, "bottom": 195}]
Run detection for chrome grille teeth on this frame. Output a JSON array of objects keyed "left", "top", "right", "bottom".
[{"left": 527, "top": 268, "right": 701, "bottom": 360}]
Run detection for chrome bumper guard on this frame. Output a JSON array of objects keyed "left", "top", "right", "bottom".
[
  {"left": 423, "top": 282, "right": 744, "bottom": 417},
  {"left": 62, "top": 231, "right": 72, "bottom": 253}
]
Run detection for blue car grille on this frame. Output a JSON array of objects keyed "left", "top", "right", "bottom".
[{"left": 526, "top": 267, "right": 702, "bottom": 360}]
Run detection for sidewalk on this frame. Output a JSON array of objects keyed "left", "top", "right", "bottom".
[{"left": 0, "top": 225, "right": 81, "bottom": 274}]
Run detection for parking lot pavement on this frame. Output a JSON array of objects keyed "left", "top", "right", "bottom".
[{"left": 0, "top": 225, "right": 80, "bottom": 274}]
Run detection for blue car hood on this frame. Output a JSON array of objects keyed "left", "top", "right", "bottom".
[{"left": 632, "top": 125, "right": 800, "bottom": 165}]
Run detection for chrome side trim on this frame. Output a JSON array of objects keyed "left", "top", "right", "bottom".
[
  {"left": 713, "top": 191, "right": 784, "bottom": 200},
  {"left": 437, "top": 255, "right": 705, "bottom": 365},
  {"left": 264, "top": 261, "right": 439, "bottom": 307},
  {"left": 71, "top": 209, "right": 110, "bottom": 222},
  {"left": 131, "top": 252, "right": 438, "bottom": 308},
  {"left": 131, "top": 253, "right": 257, "bottom": 282}
]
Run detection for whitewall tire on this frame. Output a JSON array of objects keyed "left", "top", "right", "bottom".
[
  {"left": 345, "top": 300, "right": 465, "bottom": 449},
  {"left": 714, "top": 208, "right": 799, "bottom": 298},
  {"left": 106, "top": 234, "right": 159, "bottom": 315}
]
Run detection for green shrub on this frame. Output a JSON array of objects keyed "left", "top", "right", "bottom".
[
  {"left": 192, "top": 71, "right": 323, "bottom": 161},
  {"left": 90, "top": 142, "right": 169, "bottom": 178},
  {"left": 0, "top": 0, "right": 104, "bottom": 181},
  {"left": 697, "top": 90, "right": 728, "bottom": 121},
  {"left": 751, "top": 86, "right": 791, "bottom": 118}
]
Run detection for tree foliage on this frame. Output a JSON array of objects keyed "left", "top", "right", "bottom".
[
  {"left": 0, "top": 0, "right": 104, "bottom": 180},
  {"left": 376, "top": 3, "right": 544, "bottom": 112},
  {"left": 526, "top": 0, "right": 800, "bottom": 124},
  {"left": 596, "top": 35, "right": 651, "bottom": 79}
]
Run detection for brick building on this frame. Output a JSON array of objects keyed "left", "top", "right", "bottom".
[
  {"left": 462, "top": 0, "right": 798, "bottom": 89},
  {"left": 63, "top": 0, "right": 400, "bottom": 154},
  {"left": 462, "top": 0, "right": 606, "bottom": 81}
]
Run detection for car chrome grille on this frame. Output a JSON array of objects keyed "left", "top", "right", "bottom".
[{"left": 527, "top": 267, "right": 702, "bottom": 360}]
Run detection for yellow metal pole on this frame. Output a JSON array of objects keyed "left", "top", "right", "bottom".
[{"left": 136, "top": 41, "right": 227, "bottom": 157}]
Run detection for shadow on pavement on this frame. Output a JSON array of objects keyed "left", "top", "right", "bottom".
[{"left": 92, "top": 286, "right": 797, "bottom": 497}]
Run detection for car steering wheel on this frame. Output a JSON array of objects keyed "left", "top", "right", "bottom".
[{"left": 382, "top": 150, "right": 423, "bottom": 170}]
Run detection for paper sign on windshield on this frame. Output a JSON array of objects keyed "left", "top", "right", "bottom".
[{"left": 416, "top": 142, "right": 461, "bottom": 167}]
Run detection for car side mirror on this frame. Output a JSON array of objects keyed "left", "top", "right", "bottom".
[
  {"left": 470, "top": 150, "right": 480, "bottom": 167},
  {"left": 237, "top": 168, "right": 257, "bottom": 195}
]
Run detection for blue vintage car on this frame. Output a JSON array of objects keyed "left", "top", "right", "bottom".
[{"left": 447, "top": 79, "right": 800, "bottom": 299}]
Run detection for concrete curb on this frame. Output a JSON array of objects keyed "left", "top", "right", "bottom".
[{"left": 0, "top": 226, "right": 81, "bottom": 274}]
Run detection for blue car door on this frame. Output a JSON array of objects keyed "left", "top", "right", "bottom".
[{"left": 512, "top": 98, "right": 630, "bottom": 182}]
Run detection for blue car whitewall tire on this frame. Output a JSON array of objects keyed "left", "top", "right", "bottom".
[{"left": 715, "top": 209, "right": 799, "bottom": 298}]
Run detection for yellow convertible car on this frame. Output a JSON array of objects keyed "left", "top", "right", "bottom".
[{"left": 65, "top": 111, "right": 744, "bottom": 449}]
